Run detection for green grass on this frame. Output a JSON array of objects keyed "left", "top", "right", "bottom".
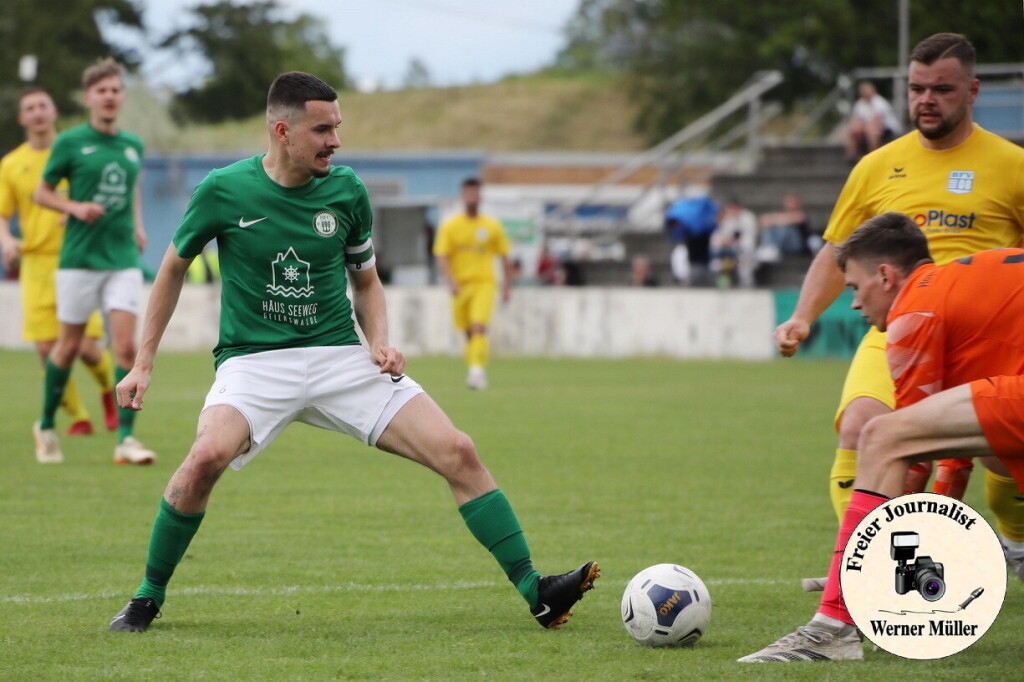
[{"left": 1, "top": 351, "right": 1021, "bottom": 680}]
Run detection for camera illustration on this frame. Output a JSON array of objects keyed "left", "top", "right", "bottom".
[{"left": 891, "top": 531, "right": 946, "bottom": 601}]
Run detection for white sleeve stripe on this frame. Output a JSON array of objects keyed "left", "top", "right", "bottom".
[
  {"left": 345, "top": 238, "right": 373, "bottom": 255},
  {"left": 345, "top": 254, "right": 376, "bottom": 271}
]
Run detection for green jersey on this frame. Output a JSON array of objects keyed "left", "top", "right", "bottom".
[
  {"left": 42, "top": 123, "right": 144, "bottom": 270},
  {"left": 173, "top": 155, "right": 376, "bottom": 367}
]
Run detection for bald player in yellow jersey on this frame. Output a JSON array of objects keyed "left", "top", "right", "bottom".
[
  {"left": 0, "top": 88, "right": 116, "bottom": 452},
  {"left": 775, "top": 33, "right": 1024, "bottom": 577},
  {"left": 433, "top": 177, "right": 512, "bottom": 390}
]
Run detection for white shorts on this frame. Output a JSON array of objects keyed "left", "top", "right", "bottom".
[
  {"left": 202, "top": 346, "right": 424, "bottom": 470},
  {"left": 56, "top": 268, "right": 143, "bottom": 324}
]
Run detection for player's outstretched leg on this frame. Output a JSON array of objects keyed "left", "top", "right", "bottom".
[
  {"left": 531, "top": 561, "right": 601, "bottom": 629},
  {"left": 736, "top": 618, "right": 862, "bottom": 662}
]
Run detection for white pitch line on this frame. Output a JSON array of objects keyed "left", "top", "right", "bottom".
[{"left": 1, "top": 577, "right": 794, "bottom": 606}]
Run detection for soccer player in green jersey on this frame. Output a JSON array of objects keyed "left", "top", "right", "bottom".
[
  {"left": 108, "top": 72, "right": 599, "bottom": 633},
  {"left": 32, "top": 58, "right": 155, "bottom": 465}
]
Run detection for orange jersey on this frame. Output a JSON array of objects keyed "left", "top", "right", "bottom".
[{"left": 886, "top": 248, "right": 1024, "bottom": 409}]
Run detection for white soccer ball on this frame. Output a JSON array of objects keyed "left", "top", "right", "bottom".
[{"left": 621, "top": 563, "right": 712, "bottom": 647}]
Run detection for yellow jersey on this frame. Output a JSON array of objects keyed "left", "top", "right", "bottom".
[
  {"left": 0, "top": 142, "right": 67, "bottom": 256},
  {"left": 824, "top": 124, "right": 1024, "bottom": 265},
  {"left": 433, "top": 212, "right": 510, "bottom": 285}
]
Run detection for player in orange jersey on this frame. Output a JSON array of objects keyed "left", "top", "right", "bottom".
[{"left": 742, "top": 212, "right": 1024, "bottom": 662}]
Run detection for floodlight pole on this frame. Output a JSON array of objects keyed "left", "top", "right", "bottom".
[{"left": 894, "top": 0, "right": 910, "bottom": 125}]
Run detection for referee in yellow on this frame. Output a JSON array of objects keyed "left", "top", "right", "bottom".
[
  {"left": 433, "top": 177, "right": 512, "bottom": 390},
  {"left": 0, "top": 88, "right": 116, "bottom": 455}
]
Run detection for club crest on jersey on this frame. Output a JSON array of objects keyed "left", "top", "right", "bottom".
[
  {"left": 946, "top": 170, "right": 974, "bottom": 195},
  {"left": 313, "top": 210, "right": 338, "bottom": 237},
  {"left": 266, "top": 247, "right": 313, "bottom": 298},
  {"left": 124, "top": 147, "right": 139, "bottom": 163}
]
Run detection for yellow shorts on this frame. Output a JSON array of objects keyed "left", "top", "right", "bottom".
[
  {"left": 451, "top": 282, "right": 497, "bottom": 331},
  {"left": 833, "top": 326, "right": 896, "bottom": 432},
  {"left": 20, "top": 253, "right": 104, "bottom": 342}
]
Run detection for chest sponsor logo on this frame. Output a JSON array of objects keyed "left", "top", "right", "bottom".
[
  {"left": 946, "top": 170, "right": 974, "bottom": 195},
  {"left": 266, "top": 247, "right": 313, "bottom": 298},
  {"left": 262, "top": 247, "right": 319, "bottom": 326},
  {"left": 91, "top": 162, "right": 129, "bottom": 212},
  {"left": 313, "top": 210, "right": 338, "bottom": 237}
]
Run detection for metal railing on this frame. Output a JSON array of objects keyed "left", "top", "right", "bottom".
[{"left": 543, "top": 70, "right": 783, "bottom": 235}]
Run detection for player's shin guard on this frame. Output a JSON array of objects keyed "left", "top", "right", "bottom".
[
  {"left": 986, "top": 469, "right": 1024, "bottom": 542},
  {"left": 466, "top": 333, "right": 489, "bottom": 369},
  {"left": 829, "top": 448, "right": 858, "bottom": 523},
  {"left": 458, "top": 488, "right": 540, "bottom": 607},
  {"left": 84, "top": 348, "right": 115, "bottom": 392},
  {"left": 134, "top": 498, "right": 205, "bottom": 608},
  {"left": 904, "top": 461, "right": 933, "bottom": 494},
  {"left": 59, "top": 376, "right": 89, "bottom": 421},
  {"left": 933, "top": 458, "right": 973, "bottom": 498},
  {"left": 819, "top": 489, "right": 888, "bottom": 624},
  {"left": 114, "top": 366, "right": 136, "bottom": 442},
  {"left": 40, "top": 359, "right": 72, "bottom": 430}
]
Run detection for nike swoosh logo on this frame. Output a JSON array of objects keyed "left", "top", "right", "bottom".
[
  {"left": 534, "top": 604, "right": 551, "bottom": 617},
  {"left": 110, "top": 614, "right": 126, "bottom": 622},
  {"left": 837, "top": 479, "right": 855, "bottom": 489},
  {"left": 238, "top": 217, "right": 268, "bottom": 228},
  {"left": 894, "top": 167, "right": 904, "bottom": 172},
  {"left": 391, "top": 375, "right": 405, "bottom": 383},
  {"left": 82, "top": 146, "right": 98, "bottom": 155}
]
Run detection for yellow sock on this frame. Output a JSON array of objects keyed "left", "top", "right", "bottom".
[
  {"left": 84, "top": 349, "right": 115, "bottom": 392},
  {"left": 466, "top": 333, "right": 489, "bottom": 368},
  {"left": 986, "top": 469, "right": 1024, "bottom": 541},
  {"left": 830, "top": 448, "right": 858, "bottom": 523},
  {"left": 60, "top": 376, "right": 89, "bottom": 421}
]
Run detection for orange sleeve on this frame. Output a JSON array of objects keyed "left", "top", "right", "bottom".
[{"left": 887, "top": 309, "right": 945, "bottom": 410}]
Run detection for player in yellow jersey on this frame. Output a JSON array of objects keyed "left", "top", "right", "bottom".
[
  {"left": 0, "top": 88, "right": 116, "bottom": 458},
  {"left": 433, "top": 177, "right": 512, "bottom": 390},
  {"left": 774, "top": 33, "right": 1024, "bottom": 580}
]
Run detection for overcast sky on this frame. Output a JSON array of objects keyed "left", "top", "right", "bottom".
[{"left": 132, "top": 0, "right": 581, "bottom": 91}]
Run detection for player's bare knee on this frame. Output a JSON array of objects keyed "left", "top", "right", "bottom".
[
  {"left": 858, "top": 413, "right": 906, "bottom": 468},
  {"left": 185, "top": 441, "right": 235, "bottom": 480},
  {"left": 440, "top": 431, "right": 483, "bottom": 481}
]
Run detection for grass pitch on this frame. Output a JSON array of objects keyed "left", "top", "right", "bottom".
[{"left": 1, "top": 351, "right": 1021, "bottom": 680}]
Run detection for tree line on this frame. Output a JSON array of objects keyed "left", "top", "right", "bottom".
[{"left": 2, "top": 0, "right": 1020, "bottom": 151}]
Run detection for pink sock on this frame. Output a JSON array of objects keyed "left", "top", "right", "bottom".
[{"left": 819, "top": 489, "right": 888, "bottom": 624}]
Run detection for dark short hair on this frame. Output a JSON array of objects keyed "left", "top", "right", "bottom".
[
  {"left": 83, "top": 58, "right": 124, "bottom": 90},
  {"left": 910, "top": 33, "right": 975, "bottom": 72},
  {"left": 462, "top": 177, "right": 481, "bottom": 189},
  {"left": 266, "top": 71, "right": 337, "bottom": 119},
  {"left": 835, "top": 212, "right": 931, "bottom": 274}
]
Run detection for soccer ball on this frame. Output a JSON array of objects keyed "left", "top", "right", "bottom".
[{"left": 621, "top": 564, "right": 712, "bottom": 647}]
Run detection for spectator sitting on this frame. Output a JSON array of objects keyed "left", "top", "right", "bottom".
[
  {"left": 630, "top": 255, "right": 659, "bottom": 287},
  {"left": 845, "top": 81, "right": 901, "bottom": 163},
  {"left": 711, "top": 196, "right": 759, "bottom": 288},
  {"left": 758, "top": 192, "right": 809, "bottom": 263}
]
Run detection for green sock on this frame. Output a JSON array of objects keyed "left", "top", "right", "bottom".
[
  {"left": 458, "top": 489, "right": 541, "bottom": 607},
  {"left": 134, "top": 498, "right": 205, "bottom": 607},
  {"left": 40, "top": 360, "right": 72, "bottom": 430},
  {"left": 115, "top": 366, "right": 136, "bottom": 443}
]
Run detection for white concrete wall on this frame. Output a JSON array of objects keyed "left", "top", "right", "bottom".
[{"left": 0, "top": 281, "right": 775, "bottom": 359}]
